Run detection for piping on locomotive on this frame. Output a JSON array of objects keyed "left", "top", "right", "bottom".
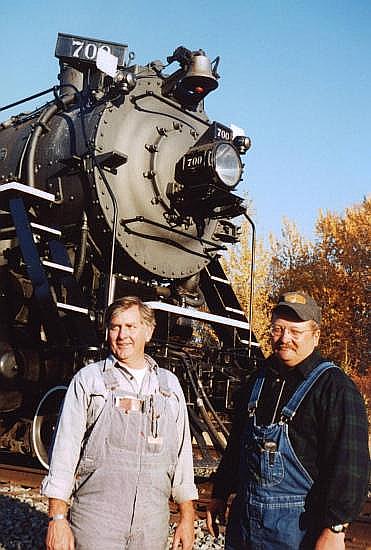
[{"left": 0, "top": 33, "right": 263, "bottom": 473}]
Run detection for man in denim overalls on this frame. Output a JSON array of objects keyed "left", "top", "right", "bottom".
[
  {"left": 207, "top": 291, "right": 369, "bottom": 549},
  {"left": 43, "top": 296, "right": 197, "bottom": 550}
]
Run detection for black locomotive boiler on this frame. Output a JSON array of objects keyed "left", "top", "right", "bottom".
[{"left": 0, "top": 33, "right": 262, "bottom": 472}]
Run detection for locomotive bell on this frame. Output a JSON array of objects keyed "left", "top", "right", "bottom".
[{"left": 175, "top": 52, "right": 218, "bottom": 102}]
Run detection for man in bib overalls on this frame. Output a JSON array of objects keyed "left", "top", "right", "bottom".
[
  {"left": 43, "top": 296, "right": 197, "bottom": 550},
  {"left": 207, "top": 291, "right": 369, "bottom": 549}
]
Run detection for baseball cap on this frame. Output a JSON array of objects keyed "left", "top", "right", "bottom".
[{"left": 273, "top": 291, "right": 321, "bottom": 324}]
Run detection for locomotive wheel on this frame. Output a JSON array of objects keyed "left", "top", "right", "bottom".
[{"left": 31, "top": 386, "right": 67, "bottom": 469}]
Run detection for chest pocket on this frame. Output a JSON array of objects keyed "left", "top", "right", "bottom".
[
  {"left": 107, "top": 391, "right": 169, "bottom": 455},
  {"left": 243, "top": 427, "right": 284, "bottom": 487}
]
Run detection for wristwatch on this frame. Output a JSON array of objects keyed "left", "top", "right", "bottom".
[
  {"left": 329, "top": 523, "right": 349, "bottom": 533},
  {"left": 48, "top": 514, "right": 67, "bottom": 522}
]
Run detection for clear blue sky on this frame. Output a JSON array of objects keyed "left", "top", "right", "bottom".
[{"left": 1, "top": 0, "right": 370, "bottom": 242}]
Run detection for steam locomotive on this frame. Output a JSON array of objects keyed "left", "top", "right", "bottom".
[{"left": 0, "top": 33, "right": 262, "bottom": 473}]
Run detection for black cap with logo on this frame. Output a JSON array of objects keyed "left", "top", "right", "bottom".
[{"left": 273, "top": 291, "right": 322, "bottom": 324}]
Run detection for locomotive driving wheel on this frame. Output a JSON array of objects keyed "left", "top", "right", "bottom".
[{"left": 31, "top": 386, "right": 67, "bottom": 469}]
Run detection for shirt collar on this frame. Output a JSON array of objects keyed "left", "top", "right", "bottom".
[
  {"left": 267, "top": 350, "right": 324, "bottom": 380},
  {"left": 104, "top": 353, "right": 158, "bottom": 372}
]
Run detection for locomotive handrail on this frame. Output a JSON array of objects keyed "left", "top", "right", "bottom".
[
  {"left": 0, "top": 87, "right": 56, "bottom": 113},
  {"left": 93, "top": 159, "right": 118, "bottom": 308},
  {"left": 130, "top": 90, "right": 211, "bottom": 127},
  {"left": 0, "top": 84, "right": 81, "bottom": 114},
  {"left": 243, "top": 211, "right": 256, "bottom": 358}
]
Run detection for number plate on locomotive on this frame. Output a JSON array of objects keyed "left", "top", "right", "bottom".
[{"left": 55, "top": 33, "right": 128, "bottom": 68}]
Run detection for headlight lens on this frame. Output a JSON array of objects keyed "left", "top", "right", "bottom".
[{"left": 214, "top": 143, "right": 242, "bottom": 188}]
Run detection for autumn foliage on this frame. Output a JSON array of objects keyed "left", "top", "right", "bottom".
[{"left": 223, "top": 197, "right": 370, "bottom": 402}]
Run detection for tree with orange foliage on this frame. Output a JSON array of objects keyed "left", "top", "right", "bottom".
[
  {"left": 224, "top": 198, "right": 370, "bottom": 386},
  {"left": 267, "top": 198, "right": 369, "bottom": 377}
]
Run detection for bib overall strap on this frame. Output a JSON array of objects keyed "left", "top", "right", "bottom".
[
  {"left": 247, "top": 368, "right": 266, "bottom": 416},
  {"left": 157, "top": 367, "right": 172, "bottom": 397},
  {"left": 280, "top": 361, "right": 338, "bottom": 422},
  {"left": 102, "top": 364, "right": 121, "bottom": 391}
]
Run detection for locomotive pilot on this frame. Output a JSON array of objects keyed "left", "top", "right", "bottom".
[
  {"left": 42, "top": 296, "right": 197, "bottom": 550},
  {"left": 207, "top": 290, "right": 369, "bottom": 550}
]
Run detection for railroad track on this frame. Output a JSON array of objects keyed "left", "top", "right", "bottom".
[
  {"left": 1, "top": 462, "right": 370, "bottom": 548},
  {"left": 0, "top": 462, "right": 46, "bottom": 488}
]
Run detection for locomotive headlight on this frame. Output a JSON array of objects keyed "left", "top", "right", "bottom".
[
  {"left": 214, "top": 143, "right": 242, "bottom": 188},
  {"left": 171, "top": 140, "right": 245, "bottom": 220},
  {"left": 176, "top": 141, "right": 242, "bottom": 191}
]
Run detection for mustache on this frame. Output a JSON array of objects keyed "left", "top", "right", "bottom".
[{"left": 274, "top": 343, "right": 295, "bottom": 351}]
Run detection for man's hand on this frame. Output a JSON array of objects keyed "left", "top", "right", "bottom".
[
  {"left": 46, "top": 498, "right": 74, "bottom": 550},
  {"left": 206, "top": 498, "right": 227, "bottom": 538},
  {"left": 171, "top": 500, "right": 195, "bottom": 550},
  {"left": 46, "top": 518, "right": 75, "bottom": 550},
  {"left": 314, "top": 528, "right": 345, "bottom": 550}
]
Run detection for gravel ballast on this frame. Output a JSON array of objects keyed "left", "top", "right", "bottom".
[{"left": 0, "top": 482, "right": 225, "bottom": 549}]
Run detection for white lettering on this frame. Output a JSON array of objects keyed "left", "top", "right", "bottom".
[
  {"left": 72, "top": 40, "right": 84, "bottom": 58},
  {"left": 217, "top": 127, "right": 231, "bottom": 140},
  {"left": 187, "top": 155, "right": 203, "bottom": 169},
  {"left": 99, "top": 45, "right": 111, "bottom": 55},
  {"left": 84, "top": 43, "right": 98, "bottom": 60}
]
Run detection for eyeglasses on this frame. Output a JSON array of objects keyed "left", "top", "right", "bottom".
[{"left": 270, "top": 325, "right": 315, "bottom": 339}]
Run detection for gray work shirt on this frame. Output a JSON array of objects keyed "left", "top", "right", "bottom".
[{"left": 41, "top": 354, "right": 198, "bottom": 504}]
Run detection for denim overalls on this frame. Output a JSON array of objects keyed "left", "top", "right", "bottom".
[
  {"left": 70, "top": 364, "right": 178, "bottom": 550},
  {"left": 226, "top": 361, "right": 336, "bottom": 550}
]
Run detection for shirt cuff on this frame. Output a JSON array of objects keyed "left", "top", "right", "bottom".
[
  {"left": 172, "top": 483, "right": 198, "bottom": 504},
  {"left": 40, "top": 474, "right": 72, "bottom": 503}
]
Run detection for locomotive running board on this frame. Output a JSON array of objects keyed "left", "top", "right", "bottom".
[
  {"left": 0, "top": 182, "right": 56, "bottom": 206},
  {"left": 145, "top": 301, "right": 259, "bottom": 346}
]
